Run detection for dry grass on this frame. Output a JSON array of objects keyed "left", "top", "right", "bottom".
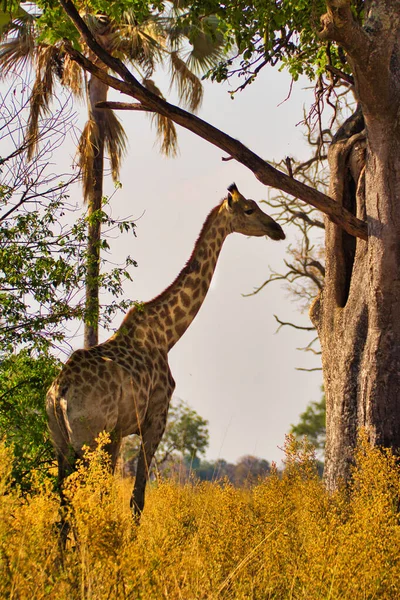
[{"left": 1, "top": 432, "right": 400, "bottom": 599}]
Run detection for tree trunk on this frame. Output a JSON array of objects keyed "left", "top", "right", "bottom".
[
  {"left": 84, "top": 74, "right": 108, "bottom": 349},
  {"left": 311, "top": 0, "right": 400, "bottom": 487}
]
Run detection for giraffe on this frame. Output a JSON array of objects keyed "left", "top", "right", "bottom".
[{"left": 46, "top": 183, "right": 285, "bottom": 517}]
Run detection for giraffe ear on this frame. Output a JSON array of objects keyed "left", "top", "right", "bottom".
[{"left": 227, "top": 192, "right": 233, "bottom": 209}]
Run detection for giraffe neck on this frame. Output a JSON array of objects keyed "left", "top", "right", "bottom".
[{"left": 144, "top": 203, "right": 231, "bottom": 350}]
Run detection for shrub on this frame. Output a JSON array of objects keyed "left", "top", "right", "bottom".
[{"left": 0, "top": 432, "right": 400, "bottom": 599}]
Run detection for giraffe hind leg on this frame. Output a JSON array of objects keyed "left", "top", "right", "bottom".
[
  {"left": 130, "top": 411, "right": 168, "bottom": 517},
  {"left": 55, "top": 443, "right": 79, "bottom": 551},
  {"left": 105, "top": 433, "right": 122, "bottom": 473}
]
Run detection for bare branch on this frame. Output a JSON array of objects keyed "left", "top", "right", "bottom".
[
  {"left": 289, "top": 211, "right": 325, "bottom": 229},
  {"left": 325, "top": 65, "right": 354, "bottom": 85},
  {"left": 274, "top": 315, "right": 315, "bottom": 332}
]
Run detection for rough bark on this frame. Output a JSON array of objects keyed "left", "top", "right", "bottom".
[
  {"left": 310, "top": 108, "right": 369, "bottom": 485},
  {"left": 312, "top": 0, "right": 400, "bottom": 487}
]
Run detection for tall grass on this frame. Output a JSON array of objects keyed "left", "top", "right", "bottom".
[{"left": 1, "top": 432, "right": 400, "bottom": 599}]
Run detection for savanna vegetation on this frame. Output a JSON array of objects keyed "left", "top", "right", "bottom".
[{"left": 1, "top": 433, "right": 400, "bottom": 599}]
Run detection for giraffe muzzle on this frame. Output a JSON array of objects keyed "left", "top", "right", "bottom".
[{"left": 266, "top": 221, "right": 286, "bottom": 241}]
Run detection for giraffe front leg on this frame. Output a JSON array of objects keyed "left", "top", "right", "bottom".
[{"left": 131, "top": 409, "right": 168, "bottom": 517}]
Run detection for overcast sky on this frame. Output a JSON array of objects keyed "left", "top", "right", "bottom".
[{"left": 4, "top": 62, "right": 324, "bottom": 465}]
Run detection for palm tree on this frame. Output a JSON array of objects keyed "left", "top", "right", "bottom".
[{"left": 0, "top": 5, "right": 224, "bottom": 347}]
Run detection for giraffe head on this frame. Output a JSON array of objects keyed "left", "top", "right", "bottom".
[{"left": 225, "top": 183, "right": 285, "bottom": 241}]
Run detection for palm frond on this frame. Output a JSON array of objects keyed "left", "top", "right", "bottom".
[
  {"left": 166, "top": 15, "right": 225, "bottom": 75},
  {"left": 143, "top": 78, "right": 178, "bottom": 157},
  {"left": 169, "top": 50, "right": 203, "bottom": 112},
  {"left": 26, "top": 44, "right": 60, "bottom": 160},
  {"left": 77, "top": 109, "right": 127, "bottom": 200},
  {"left": 61, "top": 52, "right": 84, "bottom": 97},
  {"left": 77, "top": 118, "right": 98, "bottom": 202},
  {"left": 115, "top": 12, "right": 165, "bottom": 78},
  {"left": 102, "top": 110, "right": 128, "bottom": 181},
  {"left": 185, "top": 19, "right": 225, "bottom": 75},
  {"left": 0, "top": 16, "right": 35, "bottom": 77},
  {"left": 84, "top": 12, "right": 111, "bottom": 37}
]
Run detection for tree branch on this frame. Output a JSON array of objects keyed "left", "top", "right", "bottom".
[
  {"left": 96, "top": 101, "right": 155, "bottom": 112},
  {"left": 59, "top": 0, "right": 368, "bottom": 241},
  {"left": 325, "top": 65, "right": 354, "bottom": 85},
  {"left": 319, "top": 0, "right": 370, "bottom": 60},
  {"left": 274, "top": 315, "right": 315, "bottom": 332}
]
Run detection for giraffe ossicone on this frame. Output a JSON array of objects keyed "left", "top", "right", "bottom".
[{"left": 46, "top": 183, "right": 285, "bottom": 521}]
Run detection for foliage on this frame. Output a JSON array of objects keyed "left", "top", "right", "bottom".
[
  {"left": 179, "top": 0, "right": 360, "bottom": 89},
  {"left": 1, "top": 432, "right": 400, "bottom": 598},
  {"left": 0, "top": 350, "right": 60, "bottom": 491},
  {"left": 1, "top": 183, "right": 137, "bottom": 352},
  {"left": 25, "top": 0, "right": 347, "bottom": 86},
  {"left": 0, "top": 81, "right": 137, "bottom": 352},
  {"left": 34, "top": 0, "right": 164, "bottom": 48},
  {"left": 290, "top": 392, "right": 326, "bottom": 452}
]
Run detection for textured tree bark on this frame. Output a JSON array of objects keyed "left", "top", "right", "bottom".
[
  {"left": 312, "top": 0, "right": 400, "bottom": 487},
  {"left": 310, "top": 109, "right": 369, "bottom": 486}
]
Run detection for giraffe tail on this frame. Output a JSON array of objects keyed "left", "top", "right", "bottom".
[{"left": 46, "top": 383, "right": 78, "bottom": 480}]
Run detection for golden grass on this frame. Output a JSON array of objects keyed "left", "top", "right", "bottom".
[{"left": 1, "top": 432, "right": 400, "bottom": 599}]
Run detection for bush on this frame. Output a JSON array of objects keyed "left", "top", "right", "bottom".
[
  {"left": 0, "top": 350, "right": 60, "bottom": 491},
  {"left": 0, "top": 432, "right": 400, "bottom": 599}
]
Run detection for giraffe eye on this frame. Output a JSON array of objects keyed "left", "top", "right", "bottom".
[{"left": 244, "top": 209, "right": 255, "bottom": 215}]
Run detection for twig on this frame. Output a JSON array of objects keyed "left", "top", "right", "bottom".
[{"left": 274, "top": 315, "right": 315, "bottom": 332}]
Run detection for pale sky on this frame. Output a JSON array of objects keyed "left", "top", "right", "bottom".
[
  {"left": 96, "top": 66, "right": 323, "bottom": 465},
  {"left": 4, "top": 63, "right": 323, "bottom": 465}
]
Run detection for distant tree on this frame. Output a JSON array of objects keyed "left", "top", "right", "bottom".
[
  {"left": 195, "top": 458, "right": 235, "bottom": 483},
  {"left": 290, "top": 393, "right": 326, "bottom": 455},
  {"left": 122, "top": 399, "right": 209, "bottom": 477},
  {"left": 195, "top": 455, "right": 270, "bottom": 486},
  {"left": 158, "top": 399, "right": 209, "bottom": 466},
  {"left": 232, "top": 455, "right": 271, "bottom": 486},
  {"left": 0, "top": 350, "right": 60, "bottom": 491}
]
